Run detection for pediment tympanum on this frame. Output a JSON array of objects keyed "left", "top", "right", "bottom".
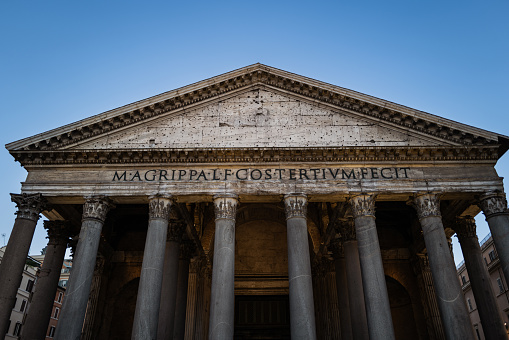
[{"left": 68, "top": 88, "right": 444, "bottom": 150}]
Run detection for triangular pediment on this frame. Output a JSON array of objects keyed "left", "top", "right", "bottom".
[
  {"left": 6, "top": 64, "right": 507, "bottom": 165},
  {"left": 67, "top": 87, "right": 448, "bottom": 150}
]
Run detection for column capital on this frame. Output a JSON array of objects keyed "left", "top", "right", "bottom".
[
  {"left": 43, "top": 220, "right": 72, "bottom": 246},
  {"left": 10, "top": 193, "right": 48, "bottom": 222},
  {"left": 168, "top": 221, "right": 186, "bottom": 243},
  {"left": 82, "top": 196, "right": 114, "bottom": 222},
  {"left": 283, "top": 193, "right": 308, "bottom": 220},
  {"left": 453, "top": 216, "right": 477, "bottom": 241},
  {"left": 329, "top": 238, "right": 344, "bottom": 259},
  {"left": 349, "top": 194, "right": 377, "bottom": 218},
  {"left": 213, "top": 194, "right": 239, "bottom": 221},
  {"left": 410, "top": 193, "right": 441, "bottom": 220},
  {"left": 478, "top": 191, "right": 508, "bottom": 218},
  {"left": 148, "top": 194, "right": 173, "bottom": 220}
]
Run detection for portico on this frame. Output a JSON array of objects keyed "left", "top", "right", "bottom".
[{"left": 2, "top": 64, "right": 509, "bottom": 340}]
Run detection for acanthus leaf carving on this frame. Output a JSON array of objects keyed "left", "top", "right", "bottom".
[
  {"left": 10, "top": 193, "right": 48, "bottom": 222},
  {"left": 349, "top": 194, "right": 376, "bottom": 219},
  {"left": 283, "top": 194, "right": 308, "bottom": 220},
  {"left": 82, "top": 196, "right": 114, "bottom": 222},
  {"left": 479, "top": 191, "right": 508, "bottom": 218},
  {"left": 410, "top": 193, "right": 441, "bottom": 220},
  {"left": 213, "top": 194, "right": 239, "bottom": 221}
]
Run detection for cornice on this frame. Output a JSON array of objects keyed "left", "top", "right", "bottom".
[
  {"left": 11, "top": 145, "right": 499, "bottom": 166},
  {"left": 6, "top": 64, "right": 503, "bottom": 156}
]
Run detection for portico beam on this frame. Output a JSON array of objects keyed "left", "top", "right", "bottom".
[
  {"left": 0, "top": 193, "right": 47, "bottom": 338},
  {"left": 132, "top": 195, "right": 173, "bottom": 340},
  {"left": 283, "top": 193, "right": 317, "bottom": 340},
  {"left": 349, "top": 194, "right": 395, "bottom": 340},
  {"left": 55, "top": 196, "right": 113, "bottom": 340},
  {"left": 208, "top": 194, "right": 238, "bottom": 340},
  {"left": 411, "top": 193, "right": 475, "bottom": 340}
]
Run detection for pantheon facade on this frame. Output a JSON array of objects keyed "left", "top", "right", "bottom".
[{"left": 1, "top": 64, "right": 509, "bottom": 340}]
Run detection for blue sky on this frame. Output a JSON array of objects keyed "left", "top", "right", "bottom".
[{"left": 0, "top": 1, "right": 508, "bottom": 263}]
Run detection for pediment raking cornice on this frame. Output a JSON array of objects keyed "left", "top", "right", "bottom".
[{"left": 5, "top": 64, "right": 507, "bottom": 154}]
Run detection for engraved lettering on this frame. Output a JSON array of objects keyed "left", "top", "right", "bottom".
[
  {"left": 159, "top": 170, "right": 169, "bottom": 181},
  {"left": 380, "top": 168, "right": 393, "bottom": 179},
  {"left": 178, "top": 170, "right": 187, "bottom": 180},
  {"left": 342, "top": 169, "right": 356, "bottom": 179},
  {"left": 370, "top": 168, "right": 379, "bottom": 179},
  {"left": 251, "top": 169, "right": 262, "bottom": 180},
  {"left": 144, "top": 170, "right": 156, "bottom": 181},
  {"left": 328, "top": 168, "right": 340, "bottom": 179},
  {"left": 196, "top": 170, "right": 208, "bottom": 180},
  {"left": 236, "top": 169, "right": 248, "bottom": 180},
  {"left": 113, "top": 171, "right": 127, "bottom": 181},
  {"left": 299, "top": 169, "right": 309, "bottom": 180}
]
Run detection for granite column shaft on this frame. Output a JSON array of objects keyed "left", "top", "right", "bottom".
[
  {"left": 208, "top": 194, "right": 238, "bottom": 340},
  {"left": 173, "top": 242, "right": 193, "bottom": 340},
  {"left": 55, "top": 196, "right": 113, "bottom": 340},
  {"left": 0, "top": 193, "right": 46, "bottom": 337},
  {"left": 454, "top": 216, "right": 508, "bottom": 340},
  {"left": 284, "top": 194, "right": 317, "bottom": 340},
  {"left": 21, "top": 221, "right": 71, "bottom": 340},
  {"left": 157, "top": 221, "right": 185, "bottom": 340},
  {"left": 479, "top": 191, "right": 509, "bottom": 284},
  {"left": 350, "top": 194, "right": 395, "bottom": 340},
  {"left": 132, "top": 195, "right": 172, "bottom": 340},
  {"left": 330, "top": 240, "right": 353, "bottom": 340},
  {"left": 412, "top": 193, "right": 475, "bottom": 340},
  {"left": 341, "top": 220, "right": 369, "bottom": 340}
]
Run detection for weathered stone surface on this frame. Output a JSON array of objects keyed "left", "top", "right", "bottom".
[{"left": 73, "top": 89, "right": 443, "bottom": 150}]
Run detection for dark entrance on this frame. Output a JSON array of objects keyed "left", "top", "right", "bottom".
[{"left": 234, "top": 295, "right": 291, "bottom": 340}]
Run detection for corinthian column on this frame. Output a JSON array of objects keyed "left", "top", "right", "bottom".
[
  {"left": 0, "top": 193, "right": 47, "bottom": 337},
  {"left": 22, "top": 221, "right": 71, "bottom": 340},
  {"left": 454, "top": 216, "right": 508, "bottom": 340},
  {"left": 132, "top": 195, "right": 173, "bottom": 340},
  {"left": 157, "top": 220, "right": 186, "bottom": 340},
  {"left": 283, "top": 194, "right": 317, "bottom": 340},
  {"left": 55, "top": 196, "right": 113, "bottom": 340},
  {"left": 174, "top": 241, "right": 195, "bottom": 340},
  {"left": 340, "top": 219, "right": 369, "bottom": 340},
  {"left": 411, "top": 193, "right": 475, "bottom": 340},
  {"left": 208, "top": 194, "right": 238, "bottom": 340},
  {"left": 330, "top": 239, "right": 353, "bottom": 340},
  {"left": 479, "top": 191, "right": 509, "bottom": 284},
  {"left": 349, "top": 194, "right": 395, "bottom": 340}
]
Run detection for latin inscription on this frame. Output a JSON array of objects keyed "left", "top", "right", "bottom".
[{"left": 112, "top": 167, "right": 411, "bottom": 182}]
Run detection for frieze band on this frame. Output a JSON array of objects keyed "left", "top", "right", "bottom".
[{"left": 112, "top": 167, "right": 411, "bottom": 182}]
